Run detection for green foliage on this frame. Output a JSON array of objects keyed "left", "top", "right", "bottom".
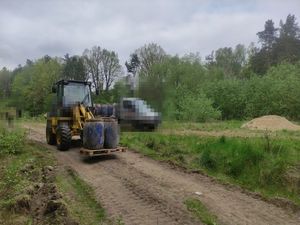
[
  {"left": 206, "top": 44, "right": 247, "bottom": 78},
  {"left": 92, "top": 80, "right": 132, "bottom": 104},
  {"left": 185, "top": 198, "right": 218, "bottom": 225},
  {"left": 138, "top": 55, "right": 219, "bottom": 122},
  {"left": 251, "top": 14, "right": 300, "bottom": 74},
  {"left": 110, "top": 80, "right": 132, "bottom": 101},
  {"left": 0, "top": 67, "right": 13, "bottom": 98},
  {"left": 257, "top": 19, "right": 278, "bottom": 49},
  {"left": 11, "top": 58, "right": 62, "bottom": 116},
  {"left": 0, "top": 128, "right": 26, "bottom": 155},
  {"left": 205, "top": 79, "right": 246, "bottom": 119},
  {"left": 204, "top": 62, "right": 300, "bottom": 120},
  {"left": 125, "top": 53, "right": 140, "bottom": 77},
  {"left": 161, "top": 120, "right": 243, "bottom": 131},
  {"left": 175, "top": 91, "right": 221, "bottom": 122},
  {"left": 198, "top": 140, "right": 265, "bottom": 178},
  {"left": 245, "top": 62, "right": 300, "bottom": 119},
  {"left": 62, "top": 54, "right": 87, "bottom": 81}
]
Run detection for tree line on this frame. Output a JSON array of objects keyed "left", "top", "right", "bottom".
[{"left": 1, "top": 14, "right": 300, "bottom": 120}]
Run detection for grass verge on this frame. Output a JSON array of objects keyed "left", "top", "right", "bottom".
[
  {"left": 56, "top": 168, "right": 106, "bottom": 225},
  {"left": 120, "top": 132, "right": 300, "bottom": 206},
  {"left": 185, "top": 198, "right": 218, "bottom": 225},
  {"left": 0, "top": 141, "right": 55, "bottom": 224},
  {"left": 0, "top": 125, "right": 109, "bottom": 225},
  {"left": 160, "top": 120, "right": 244, "bottom": 131}
]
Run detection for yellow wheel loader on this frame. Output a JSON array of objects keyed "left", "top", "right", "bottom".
[{"left": 46, "top": 80, "right": 125, "bottom": 156}]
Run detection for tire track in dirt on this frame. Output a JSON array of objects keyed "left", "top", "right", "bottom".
[
  {"left": 24, "top": 124, "right": 198, "bottom": 225},
  {"left": 24, "top": 123, "right": 300, "bottom": 225},
  {"left": 59, "top": 150, "right": 198, "bottom": 225}
]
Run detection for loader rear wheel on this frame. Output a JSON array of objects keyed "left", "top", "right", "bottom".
[
  {"left": 56, "top": 125, "right": 71, "bottom": 151},
  {"left": 46, "top": 123, "right": 56, "bottom": 145}
]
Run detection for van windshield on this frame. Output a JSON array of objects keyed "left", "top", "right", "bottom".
[{"left": 134, "top": 100, "right": 152, "bottom": 113}]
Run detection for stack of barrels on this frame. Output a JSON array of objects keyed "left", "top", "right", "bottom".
[
  {"left": 83, "top": 118, "right": 119, "bottom": 150},
  {"left": 93, "top": 104, "right": 115, "bottom": 117}
]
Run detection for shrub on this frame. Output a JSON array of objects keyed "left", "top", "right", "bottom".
[
  {"left": 0, "top": 129, "right": 26, "bottom": 155},
  {"left": 204, "top": 79, "right": 246, "bottom": 120},
  {"left": 175, "top": 91, "right": 221, "bottom": 122}
]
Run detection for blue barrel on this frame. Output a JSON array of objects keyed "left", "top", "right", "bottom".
[
  {"left": 83, "top": 121, "right": 104, "bottom": 149},
  {"left": 100, "top": 105, "right": 107, "bottom": 117},
  {"left": 103, "top": 118, "right": 119, "bottom": 149},
  {"left": 94, "top": 104, "right": 115, "bottom": 117},
  {"left": 93, "top": 104, "right": 101, "bottom": 116},
  {"left": 107, "top": 105, "right": 114, "bottom": 117}
]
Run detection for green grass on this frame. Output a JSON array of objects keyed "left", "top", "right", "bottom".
[
  {"left": 0, "top": 142, "right": 56, "bottom": 224},
  {"left": 120, "top": 132, "right": 300, "bottom": 206},
  {"left": 18, "top": 113, "right": 46, "bottom": 123},
  {"left": 160, "top": 120, "right": 244, "bottom": 131},
  {"left": 160, "top": 119, "right": 300, "bottom": 140},
  {"left": 56, "top": 168, "right": 106, "bottom": 225},
  {"left": 185, "top": 198, "right": 218, "bottom": 225}
]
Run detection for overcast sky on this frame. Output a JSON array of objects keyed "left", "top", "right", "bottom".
[{"left": 0, "top": 0, "right": 299, "bottom": 69}]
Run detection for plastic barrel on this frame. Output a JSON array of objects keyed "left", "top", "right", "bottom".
[
  {"left": 93, "top": 104, "right": 101, "bottom": 116},
  {"left": 107, "top": 105, "right": 114, "bottom": 117},
  {"left": 93, "top": 104, "right": 115, "bottom": 117},
  {"left": 83, "top": 121, "right": 104, "bottom": 149},
  {"left": 101, "top": 105, "right": 108, "bottom": 117},
  {"left": 103, "top": 118, "right": 119, "bottom": 149}
]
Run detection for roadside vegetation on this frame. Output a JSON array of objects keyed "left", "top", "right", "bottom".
[
  {"left": 0, "top": 124, "right": 111, "bottom": 225},
  {"left": 185, "top": 198, "right": 218, "bottom": 225},
  {"left": 55, "top": 168, "right": 106, "bottom": 225},
  {"left": 120, "top": 131, "right": 300, "bottom": 206},
  {"left": 160, "top": 120, "right": 244, "bottom": 131}
]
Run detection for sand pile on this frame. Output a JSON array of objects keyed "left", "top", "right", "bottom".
[{"left": 242, "top": 115, "right": 300, "bottom": 131}]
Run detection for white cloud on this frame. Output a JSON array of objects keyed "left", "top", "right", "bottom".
[{"left": 0, "top": 0, "right": 299, "bottom": 69}]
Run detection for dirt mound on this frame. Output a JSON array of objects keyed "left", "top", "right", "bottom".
[{"left": 242, "top": 115, "right": 300, "bottom": 131}]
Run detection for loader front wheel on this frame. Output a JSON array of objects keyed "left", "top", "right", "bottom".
[
  {"left": 46, "top": 123, "right": 56, "bottom": 145},
  {"left": 56, "top": 125, "right": 71, "bottom": 151}
]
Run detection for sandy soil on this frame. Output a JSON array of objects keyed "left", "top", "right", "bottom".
[
  {"left": 24, "top": 123, "right": 300, "bottom": 225},
  {"left": 242, "top": 115, "right": 300, "bottom": 131}
]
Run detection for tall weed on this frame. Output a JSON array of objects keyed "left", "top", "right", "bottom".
[{"left": 0, "top": 128, "right": 26, "bottom": 155}]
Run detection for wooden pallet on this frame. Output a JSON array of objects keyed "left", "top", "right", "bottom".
[{"left": 80, "top": 146, "right": 127, "bottom": 157}]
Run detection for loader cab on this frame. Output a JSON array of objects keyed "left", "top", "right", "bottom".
[{"left": 52, "top": 80, "right": 92, "bottom": 108}]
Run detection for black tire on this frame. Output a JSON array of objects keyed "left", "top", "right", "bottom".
[
  {"left": 147, "top": 124, "right": 156, "bottom": 131},
  {"left": 56, "top": 125, "right": 71, "bottom": 151},
  {"left": 133, "top": 121, "right": 142, "bottom": 130},
  {"left": 46, "top": 123, "right": 56, "bottom": 145}
]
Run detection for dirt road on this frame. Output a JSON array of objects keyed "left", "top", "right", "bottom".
[{"left": 25, "top": 123, "right": 300, "bottom": 225}]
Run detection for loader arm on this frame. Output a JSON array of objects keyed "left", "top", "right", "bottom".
[{"left": 72, "top": 104, "right": 94, "bottom": 131}]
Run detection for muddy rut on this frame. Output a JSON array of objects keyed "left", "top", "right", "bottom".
[{"left": 25, "top": 124, "right": 300, "bottom": 225}]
